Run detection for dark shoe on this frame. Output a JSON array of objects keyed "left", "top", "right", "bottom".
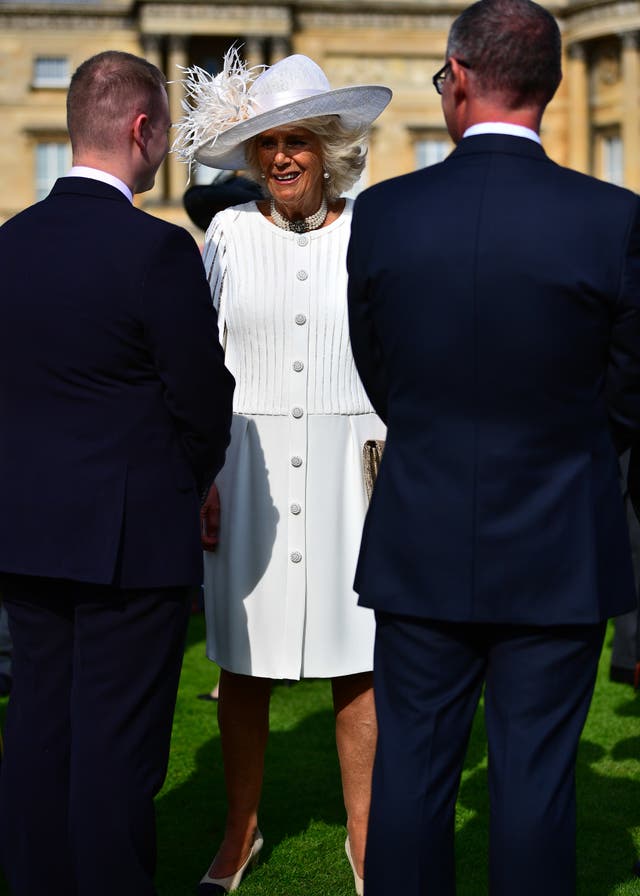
[
  {"left": 633, "top": 859, "right": 640, "bottom": 877},
  {"left": 197, "top": 692, "right": 218, "bottom": 702},
  {"left": 0, "top": 674, "right": 11, "bottom": 697}
]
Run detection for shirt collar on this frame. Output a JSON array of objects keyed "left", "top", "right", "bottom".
[
  {"left": 65, "top": 166, "right": 133, "bottom": 203},
  {"left": 463, "top": 122, "right": 541, "bottom": 145}
]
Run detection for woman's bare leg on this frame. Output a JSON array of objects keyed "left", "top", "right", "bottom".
[
  {"left": 332, "top": 671, "right": 377, "bottom": 879},
  {"left": 205, "top": 669, "right": 272, "bottom": 878}
]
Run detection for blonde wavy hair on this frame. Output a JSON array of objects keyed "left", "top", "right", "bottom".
[{"left": 243, "top": 115, "right": 370, "bottom": 202}]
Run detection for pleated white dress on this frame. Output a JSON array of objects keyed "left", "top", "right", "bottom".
[{"left": 202, "top": 199, "right": 384, "bottom": 680}]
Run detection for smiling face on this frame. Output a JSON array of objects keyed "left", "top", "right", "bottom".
[{"left": 256, "top": 125, "right": 325, "bottom": 219}]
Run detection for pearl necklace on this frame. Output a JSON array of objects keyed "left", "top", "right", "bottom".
[{"left": 270, "top": 197, "right": 328, "bottom": 233}]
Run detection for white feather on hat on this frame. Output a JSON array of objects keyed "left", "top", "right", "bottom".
[{"left": 172, "top": 47, "right": 392, "bottom": 171}]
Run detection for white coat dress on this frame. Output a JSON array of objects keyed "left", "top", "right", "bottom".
[{"left": 202, "top": 199, "right": 384, "bottom": 680}]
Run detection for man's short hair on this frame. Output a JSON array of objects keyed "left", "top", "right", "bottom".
[
  {"left": 447, "top": 0, "right": 562, "bottom": 108},
  {"left": 67, "top": 51, "right": 167, "bottom": 153}
]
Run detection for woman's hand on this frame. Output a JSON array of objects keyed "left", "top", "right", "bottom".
[{"left": 200, "top": 482, "right": 221, "bottom": 551}]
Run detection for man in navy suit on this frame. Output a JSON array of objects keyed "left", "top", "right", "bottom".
[
  {"left": 0, "top": 51, "right": 234, "bottom": 896},
  {"left": 347, "top": 2, "right": 640, "bottom": 893}
]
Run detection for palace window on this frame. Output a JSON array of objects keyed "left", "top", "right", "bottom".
[
  {"left": 35, "top": 142, "right": 71, "bottom": 200},
  {"left": 414, "top": 136, "right": 451, "bottom": 170},
  {"left": 33, "top": 56, "right": 70, "bottom": 88},
  {"left": 602, "top": 134, "right": 623, "bottom": 186},
  {"left": 594, "top": 129, "right": 623, "bottom": 186}
]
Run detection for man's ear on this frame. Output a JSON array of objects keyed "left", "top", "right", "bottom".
[
  {"left": 132, "top": 112, "right": 150, "bottom": 155},
  {"left": 449, "top": 57, "right": 469, "bottom": 103}
]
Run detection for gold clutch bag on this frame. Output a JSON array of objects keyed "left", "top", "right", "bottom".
[{"left": 362, "top": 439, "right": 385, "bottom": 502}]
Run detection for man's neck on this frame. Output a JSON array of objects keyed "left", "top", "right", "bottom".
[{"left": 462, "top": 99, "right": 542, "bottom": 136}]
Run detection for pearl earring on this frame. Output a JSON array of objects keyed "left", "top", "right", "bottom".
[{"left": 323, "top": 171, "right": 330, "bottom": 180}]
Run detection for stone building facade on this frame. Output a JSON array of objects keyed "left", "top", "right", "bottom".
[{"left": 0, "top": 0, "right": 639, "bottom": 234}]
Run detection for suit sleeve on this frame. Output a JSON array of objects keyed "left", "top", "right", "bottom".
[
  {"left": 347, "top": 194, "right": 390, "bottom": 423},
  {"left": 607, "top": 200, "right": 640, "bottom": 519},
  {"left": 142, "top": 226, "right": 235, "bottom": 495}
]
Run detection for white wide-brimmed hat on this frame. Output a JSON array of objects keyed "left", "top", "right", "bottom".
[{"left": 173, "top": 48, "right": 392, "bottom": 170}]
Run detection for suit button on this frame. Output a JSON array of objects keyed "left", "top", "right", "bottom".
[
  {"left": 291, "top": 406, "right": 304, "bottom": 419},
  {"left": 291, "top": 456, "right": 303, "bottom": 467},
  {"left": 290, "top": 551, "right": 303, "bottom": 563},
  {"left": 290, "top": 503, "right": 301, "bottom": 515},
  {"left": 295, "top": 313, "right": 307, "bottom": 325},
  {"left": 293, "top": 360, "right": 304, "bottom": 372}
]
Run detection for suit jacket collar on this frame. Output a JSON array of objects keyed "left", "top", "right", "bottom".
[
  {"left": 49, "top": 177, "right": 131, "bottom": 203},
  {"left": 450, "top": 133, "right": 549, "bottom": 162}
]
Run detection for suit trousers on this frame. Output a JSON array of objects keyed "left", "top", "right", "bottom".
[
  {"left": 0, "top": 575, "right": 192, "bottom": 896},
  {"left": 365, "top": 611, "right": 605, "bottom": 896}
]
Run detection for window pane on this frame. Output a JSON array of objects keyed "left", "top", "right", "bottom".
[
  {"left": 415, "top": 139, "right": 450, "bottom": 170},
  {"left": 34, "top": 56, "right": 70, "bottom": 87},
  {"left": 35, "top": 142, "right": 71, "bottom": 200},
  {"left": 603, "top": 135, "right": 623, "bottom": 186}
]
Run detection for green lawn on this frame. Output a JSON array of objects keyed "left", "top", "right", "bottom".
[{"left": 1, "top": 614, "right": 639, "bottom": 895}]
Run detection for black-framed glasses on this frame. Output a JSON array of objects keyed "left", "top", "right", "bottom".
[{"left": 432, "top": 59, "right": 471, "bottom": 95}]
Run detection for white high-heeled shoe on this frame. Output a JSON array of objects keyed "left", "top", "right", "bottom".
[
  {"left": 345, "top": 837, "right": 364, "bottom": 896},
  {"left": 198, "top": 830, "right": 264, "bottom": 894}
]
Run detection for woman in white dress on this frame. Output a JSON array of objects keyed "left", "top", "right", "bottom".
[{"left": 175, "top": 50, "right": 392, "bottom": 895}]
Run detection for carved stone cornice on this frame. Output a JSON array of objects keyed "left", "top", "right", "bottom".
[
  {"left": 0, "top": 0, "right": 131, "bottom": 13},
  {"left": 298, "top": 11, "right": 455, "bottom": 31},
  {"left": 140, "top": 3, "right": 290, "bottom": 36},
  {"left": 23, "top": 123, "right": 68, "bottom": 136},
  {"left": 565, "top": 1, "right": 640, "bottom": 42},
  {"left": 295, "top": 0, "right": 565, "bottom": 12},
  {"left": 0, "top": 13, "right": 133, "bottom": 29},
  {"left": 327, "top": 53, "right": 440, "bottom": 89},
  {"left": 292, "top": 0, "right": 463, "bottom": 8}
]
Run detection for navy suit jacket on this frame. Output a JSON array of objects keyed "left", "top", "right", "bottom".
[
  {"left": 348, "top": 134, "right": 640, "bottom": 625},
  {"left": 0, "top": 177, "right": 234, "bottom": 589}
]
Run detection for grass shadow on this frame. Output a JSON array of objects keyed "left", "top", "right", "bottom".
[
  {"left": 155, "top": 689, "right": 350, "bottom": 896},
  {"left": 575, "top": 739, "right": 640, "bottom": 894}
]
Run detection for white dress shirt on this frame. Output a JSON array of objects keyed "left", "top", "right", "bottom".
[
  {"left": 463, "top": 122, "right": 541, "bottom": 145},
  {"left": 65, "top": 166, "right": 133, "bottom": 203}
]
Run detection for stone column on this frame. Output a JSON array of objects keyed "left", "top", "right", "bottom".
[
  {"left": 244, "top": 37, "right": 265, "bottom": 69},
  {"left": 141, "top": 34, "right": 162, "bottom": 70},
  {"left": 622, "top": 32, "right": 640, "bottom": 192},
  {"left": 139, "top": 35, "right": 164, "bottom": 204},
  {"left": 567, "top": 42, "right": 589, "bottom": 174},
  {"left": 270, "top": 37, "right": 289, "bottom": 64},
  {"left": 167, "top": 35, "right": 189, "bottom": 202}
]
